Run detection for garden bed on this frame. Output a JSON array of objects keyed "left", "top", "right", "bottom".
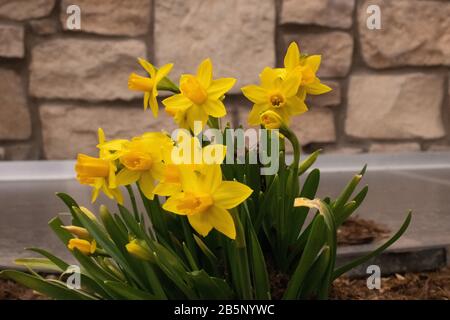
[
  {"left": 330, "top": 267, "right": 450, "bottom": 300},
  {"left": 3, "top": 267, "right": 449, "bottom": 300}
]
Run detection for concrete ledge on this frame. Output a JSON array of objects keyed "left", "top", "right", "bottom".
[{"left": 337, "top": 247, "right": 447, "bottom": 278}]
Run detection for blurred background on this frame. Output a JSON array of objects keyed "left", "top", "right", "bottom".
[{"left": 0, "top": 0, "right": 449, "bottom": 160}]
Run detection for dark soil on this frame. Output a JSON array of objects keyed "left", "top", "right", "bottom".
[
  {"left": 330, "top": 267, "right": 450, "bottom": 300},
  {"left": 0, "top": 279, "right": 47, "bottom": 300},
  {"left": 3, "top": 267, "right": 450, "bottom": 299},
  {"left": 337, "top": 216, "right": 390, "bottom": 246}
]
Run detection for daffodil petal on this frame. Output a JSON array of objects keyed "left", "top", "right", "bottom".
[
  {"left": 297, "top": 87, "right": 307, "bottom": 100},
  {"left": 284, "top": 42, "right": 300, "bottom": 70},
  {"left": 101, "top": 183, "right": 114, "bottom": 199},
  {"left": 91, "top": 188, "right": 100, "bottom": 203},
  {"left": 202, "top": 144, "right": 226, "bottom": 165},
  {"left": 197, "top": 58, "right": 213, "bottom": 88},
  {"left": 155, "top": 63, "right": 174, "bottom": 83},
  {"left": 97, "top": 128, "right": 105, "bottom": 144},
  {"left": 188, "top": 213, "right": 213, "bottom": 237},
  {"left": 110, "top": 188, "right": 124, "bottom": 205},
  {"left": 138, "top": 58, "right": 156, "bottom": 78},
  {"left": 151, "top": 161, "right": 165, "bottom": 181},
  {"left": 260, "top": 67, "right": 281, "bottom": 89},
  {"left": 241, "top": 85, "right": 267, "bottom": 104},
  {"left": 286, "top": 96, "right": 308, "bottom": 115},
  {"left": 186, "top": 105, "right": 208, "bottom": 132},
  {"left": 248, "top": 103, "right": 268, "bottom": 125},
  {"left": 305, "top": 55, "right": 321, "bottom": 73},
  {"left": 108, "top": 164, "right": 117, "bottom": 188},
  {"left": 306, "top": 81, "right": 332, "bottom": 95},
  {"left": 179, "top": 167, "right": 202, "bottom": 192},
  {"left": 213, "top": 181, "right": 253, "bottom": 209},
  {"left": 150, "top": 94, "right": 158, "bottom": 117},
  {"left": 143, "top": 91, "right": 150, "bottom": 110},
  {"left": 116, "top": 169, "right": 140, "bottom": 186},
  {"left": 162, "top": 192, "right": 188, "bottom": 215},
  {"left": 207, "top": 206, "right": 236, "bottom": 239},
  {"left": 207, "top": 78, "right": 236, "bottom": 99},
  {"left": 154, "top": 181, "right": 181, "bottom": 196},
  {"left": 282, "top": 68, "right": 302, "bottom": 97},
  {"left": 162, "top": 94, "right": 192, "bottom": 110},
  {"left": 273, "top": 107, "right": 291, "bottom": 125},
  {"left": 203, "top": 99, "right": 226, "bottom": 118},
  {"left": 139, "top": 171, "right": 155, "bottom": 200},
  {"left": 201, "top": 164, "right": 222, "bottom": 193},
  {"left": 97, "top": 139, "right": 127, "bottom": 152}
]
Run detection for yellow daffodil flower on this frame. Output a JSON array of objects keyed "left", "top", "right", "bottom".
[
  {"left": 162, "top": 165, "right": 252, "bottom": 239},
  {"left": 75, "top": 128, "right": 123, "bottom": 204},
  {"left": 114, "top": 134, "right": 172, "bottom": 199},
  {"left": 260, "top": 110, "right": 284, "bottom": 129},
  {"left": 279, "top": 42, "right": 331, "bottom": 98},
  {"left": 241, "top": 67, "right": 307, "bottom": 126},
  {"left": 68, "top": 238, "right": 97, "bottom": 255},
  {"left": 128, "top": 58, "right": 174, "bottom": 117},
  {"left": 154, "top": 135, "right": 226, "bottom": 197},
  {"left": 162, "top": 58, "right": 236, "bottom": 131}
]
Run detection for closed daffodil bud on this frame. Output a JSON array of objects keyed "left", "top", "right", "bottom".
[
  {"left": 62, "top": 225, "right": 91, "bottom": 240},
  {"left": 126, "top": 239, "right": 153, "bottom": 261},
  {"left": 79, "top": 206, "right": 98, "bottom": 221},
  {"left": 68, "top": 238, "right": 97, "bottom": 255}
]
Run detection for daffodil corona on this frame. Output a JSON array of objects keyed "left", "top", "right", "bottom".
[{"left": 75, "top": 129, "right": 123, "bottom": 204}]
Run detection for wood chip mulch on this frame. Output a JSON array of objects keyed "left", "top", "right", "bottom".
[
  {"left": 0, "top": 279, "right": 46, "bottom": 300},
  {"left": 2, "top": 267, "right": 450, "bottom": 300},
  {"left": 337, "top": 216, "right": 390, "bottom": 246},
  {"left": 330, "top": 267, "right": 450, "bottom": 300}
]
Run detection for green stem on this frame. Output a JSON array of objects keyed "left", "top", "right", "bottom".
[
  {"left": 282, "top": 127, "right": 301, "bottom": 175},
  {"left": 207, "top": 116, "right": 220, "bottom": 130},
  {"left": 137, "top": 187, "right": 156, "bottom": 240},
  {"left": 126, "top": 185, "right": 139, "bottom": 221},
  {"left": 230, "top": 208, "right": 253, "bottom": 299},
  {"left": 157, "top": 76, "right": 180, "bottom": 93}
]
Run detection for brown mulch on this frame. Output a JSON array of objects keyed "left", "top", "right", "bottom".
[
  {"left": 0, "top": 279, "right": 46, "bottom": 300},
  {"left": 2, "top": 268, "right": 450, "bottom": 299},
  {"left": 337, "top": 216, "right": 390, "bottom": 246},
  {"left": 330, "top": 267, "right": 450, "bottom": 300}
]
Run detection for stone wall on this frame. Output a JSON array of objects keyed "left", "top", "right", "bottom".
[{"left": 0, "top": 0, "right": 449, "bottom": 160}]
